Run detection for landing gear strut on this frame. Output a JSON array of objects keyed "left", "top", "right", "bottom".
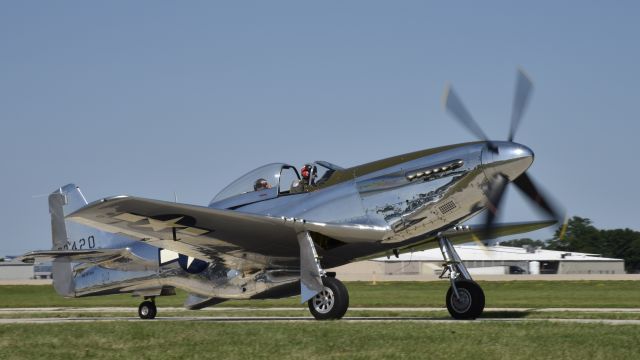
[
  {"left": 439, "top": 235, "right": 485, "bottom": 319},
  {"left": 138, "top": 297, "right": 157, "bottom": 319},
  {"left": 296, "top": 227, "right": 350, "bottom": 320}
]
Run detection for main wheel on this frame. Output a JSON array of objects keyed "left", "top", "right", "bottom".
[
  {"left": 446, "top": 279, "right": 485, "bottom": 320},
  {"left": 307, "top": 277, "right": 349, "bottom": 320},
  {"left": 138, "top": 300, "right": 157, "bottom": 320}
]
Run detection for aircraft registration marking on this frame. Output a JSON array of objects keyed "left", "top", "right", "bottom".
[{"left": 63, "top": 235, "right": 96, "bottom": 250}]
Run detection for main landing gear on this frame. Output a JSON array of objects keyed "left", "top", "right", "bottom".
[
  {"left": 138, "top": 297, "right": 157, "bottom": 319},
  {"left": 307, "top": 276, "right": 350, "bottom": 320},
  {"left": 439, "top": 236, "right": 485, "bottom": 319},
  {"left": 296, "top": 228, "right": 350, "bottom": 321}
]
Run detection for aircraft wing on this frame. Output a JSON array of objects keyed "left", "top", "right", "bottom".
[
  {"left": 442, "top": 220, "right": 557, "bottom": 244},
  {"left": 66, "top": 195, "right": 389, "bottom": 268}
]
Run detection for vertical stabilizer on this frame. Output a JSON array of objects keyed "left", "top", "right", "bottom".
[
  {"left": 49, "top": 184, "right": 89, "bottom": 250},
  {"left": 49, "top": 191, "right": 68, "bottom": 251},
  {"left": 49, "top": 184, "right": 86, "bottom": 296}
]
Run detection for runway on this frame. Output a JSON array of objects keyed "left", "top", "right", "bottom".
[
  {"left": 2, "top": 307, "right": 640, "bottom": 325},
  {"left": 2, "top": 306, "right": 640, "bottom": 313},
  {"left": 1, "top": 316, "right": 640, "bottom": 325}
]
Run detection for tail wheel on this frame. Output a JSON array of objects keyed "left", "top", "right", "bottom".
[
  {"left": 446, "top": 279, "right": 485, "bottom": 320},
  {"left": 307, "top": 277, "right": 349, "bottom": 320},
  {"left": 138, "top": 300, "right": 157, "bottom": 320}
]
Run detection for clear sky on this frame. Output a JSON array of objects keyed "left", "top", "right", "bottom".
[{"left": 1, "top": 1, "right": 638, "bottom": 255}]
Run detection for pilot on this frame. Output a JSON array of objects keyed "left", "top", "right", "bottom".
[
  {"left": 254, "top": 178, "right": 272, "bottom": 191},
  {"left": 301, "top": 164, "right": 312, "bottom": 184},
  {"left": 291, "top": 164, "right": 315, "bottom": 193}
]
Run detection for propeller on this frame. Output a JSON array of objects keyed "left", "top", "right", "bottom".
[{"left": 443, "top": 68, "right": 564, "bottom": 240}]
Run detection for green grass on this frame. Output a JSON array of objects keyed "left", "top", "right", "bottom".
[
  {"left": 2, "top": 281, "right": 640, "bottom": 359},
  {"left": 1, "top": 281, "right": 640, "bottom": 308},
  {"left": 0, "top": 322, "right": 639, "bottom": 359},
  {"left": 3, "top": 309, "right": 640, "bottom": 320}
]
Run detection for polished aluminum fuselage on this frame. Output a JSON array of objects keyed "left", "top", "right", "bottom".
[{"left": 70, "top": 141, "right": 534, "bottom": 303}]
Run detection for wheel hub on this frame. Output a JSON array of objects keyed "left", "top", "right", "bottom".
[
  {"left": 450, "top": 288, "right": 472, "bottom": 313},
  {"left": 312, "top": 287, "right": 335, "bottom": 314}
]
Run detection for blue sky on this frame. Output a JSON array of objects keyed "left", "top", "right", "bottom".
[{"left": 1, "top": 1, "right": 638, "bottom": 254}]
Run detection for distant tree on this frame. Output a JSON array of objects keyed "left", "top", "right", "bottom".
[
  {"left": 600, "top": 228, "right": 640, "bottom": 273},
  {"left": 546, "top": 216, "right": 640, "bottom": 272},
  {"left": 547, "top": 216, "right": 602, "bottom": 253},
  {"left": 498, "top": 238, "right": 546, "bottom": 248}
]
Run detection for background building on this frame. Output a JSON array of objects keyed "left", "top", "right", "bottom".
[
  {"left": 0, "top": 258, "right": 52, "bottom": 280},
  {"left": 0, "top": 261, "right": 35, "bottom": 280},
  {"left": 331, "top": 245, "right": 625, "bottom": 280}
]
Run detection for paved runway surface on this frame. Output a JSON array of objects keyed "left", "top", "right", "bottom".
[
  {"left": 1, "top": 316, "right": 640, "bottom": 325},
  {"left": 2, "top": 307, "right": 640, "bottom": 313},
  {"left": 2, "top": 307, "right": 640, "bottom": 325}
]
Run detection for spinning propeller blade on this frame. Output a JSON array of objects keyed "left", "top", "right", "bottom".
[
  {"left": 509, "top": 68, "right": 534, "bottom": 142},
  {"left": 512, "top": 172, "right": 564, "bottom": 223},
  {"left": 442, "top": 84, "right": 491, "bottom": 143},
  {"left": 483, "top": 174, "right": 509, "bottom": 235},
  {"left": 481, "top": 171, "right": 565, "bottom": 239}
]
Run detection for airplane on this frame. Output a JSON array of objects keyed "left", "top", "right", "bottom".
[{"left": 21, "top": 68, "right": 562, "bottom": 320}]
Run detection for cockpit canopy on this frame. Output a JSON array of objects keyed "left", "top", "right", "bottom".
[
  {"left": 210, "top": 161, "right": 344, "bottom": 206},
  {"left": 308, "top": 161, "right": 344, "bottom": 186},
  {"left": 211, "top": 163, "right": 296, "bottom": 203}
]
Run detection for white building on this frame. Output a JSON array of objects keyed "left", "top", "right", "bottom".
[
  {"left": 0, "top": 259, "right": 52, "bottom": 280},
  {"left": 0, "top": 261, "right": 34, "bottom": 280},
  {"left": 332, "top": 245, "right": 625, "bottom": 278}
]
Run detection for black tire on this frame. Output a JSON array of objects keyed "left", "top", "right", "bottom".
[
  {"left": 445, "top": 279, "right": 485, "bottom": 320},
  {"left": 307, "top": 277, "right": 349, "bottom": 320},
  {"left": 138, "top": 300, "right": 157, "bottom": 320}
]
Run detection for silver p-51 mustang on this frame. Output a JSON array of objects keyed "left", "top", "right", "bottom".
[{"left": 22, "top": 69, "right": 561, "bottom": 320}]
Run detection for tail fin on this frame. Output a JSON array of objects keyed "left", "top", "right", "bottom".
[
  {"left": 49, "top": 184, "right": 85, "bottom": 296},
  {"left": 50, "top": 184, "right": 87, "bottom": 251},
  {"left": 49, "top": 184, "right": 128, "bottom": 297}
]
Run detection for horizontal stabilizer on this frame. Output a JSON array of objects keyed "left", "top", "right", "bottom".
[
  {"left": 19, "top": 248, "right": 156, "bottom": 271},
  {"left": 19, "top": 249, "right": 123, "bottom": 263}
]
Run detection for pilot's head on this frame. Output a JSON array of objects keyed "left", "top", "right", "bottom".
[
  {"left": 301, "top": 164, "right": 312, "bottom": 180},
  {"left": 254, "top": 178, "right": 271, "bottom": 191}
]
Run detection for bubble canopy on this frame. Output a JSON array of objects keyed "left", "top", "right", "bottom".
[{"left": 211, "top": 163, "right": 296, "bottom": 203}]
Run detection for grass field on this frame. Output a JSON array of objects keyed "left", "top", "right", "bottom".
[
  {"left": 1, "top": 322, "right": 639, "bottom": 359},
  {"left": 1, "top": 280, "right": 640, "bottom": 308},
  {"left": 1, "top": 281, "right": 640, "bottom": 359}
]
